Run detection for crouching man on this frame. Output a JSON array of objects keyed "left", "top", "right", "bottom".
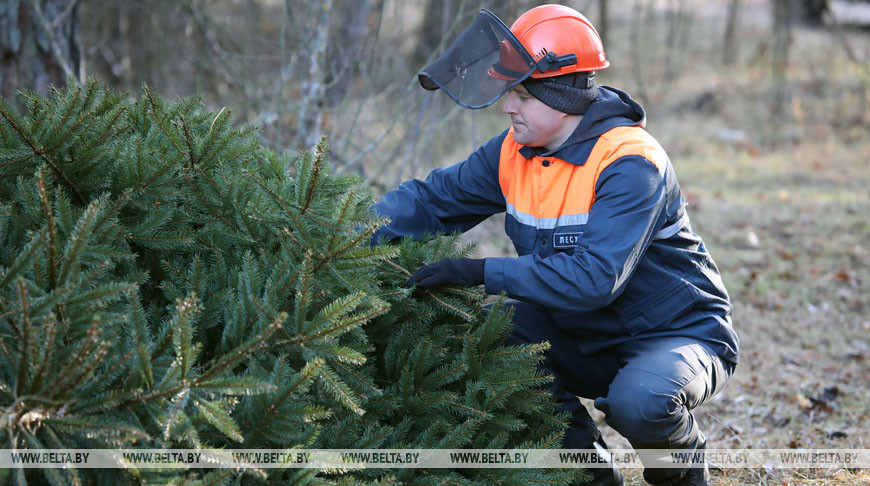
[{"left": 371, "top": 5, "right": 739, "bottom": 485}]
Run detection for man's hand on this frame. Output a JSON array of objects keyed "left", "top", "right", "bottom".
[{"left": 407, "top": 258, "right": 486, "bottom": 289}]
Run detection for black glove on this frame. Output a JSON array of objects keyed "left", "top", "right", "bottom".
[{"left": 406, "top": 258, "right": 486, "bottom": 289}]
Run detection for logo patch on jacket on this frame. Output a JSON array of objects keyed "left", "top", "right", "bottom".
[{"left": 554, "top": 232, "right": 582, "bottom": 249}]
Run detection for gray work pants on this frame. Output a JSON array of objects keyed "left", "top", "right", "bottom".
[{"left": 504, "top": 300, "right": 736, "bottom": 484}]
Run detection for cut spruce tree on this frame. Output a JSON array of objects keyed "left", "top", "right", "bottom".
[{"left": 0, "top": 80, "right": 582, "bottom": 485}]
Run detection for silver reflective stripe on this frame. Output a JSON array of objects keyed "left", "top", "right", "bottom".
[
  {"left": 506, "top": 202, "right": 688, "bottom": 239},
  {"left": 654, "top": 211, "right": 689, "bottom": 240},
  {"left": 506, "top": 203, "right": 589, "bottom": 229}
]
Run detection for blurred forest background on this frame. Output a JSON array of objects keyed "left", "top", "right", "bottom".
[{"left": 2, "top": 0, "right": 868, "bottom": 484}]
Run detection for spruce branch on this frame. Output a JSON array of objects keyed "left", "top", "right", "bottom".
[
  {"left": 138, "top": 152, "right": 185, "bottom": 191},
  {"left": 208, "top": 107, "right": 226, "bottom": 135},
  {"left": 280, "top": 305, "right": 387, "bottom": 346},
  {"left": 0, "top": 105, "right": 86, "bottom": 204},
  {"left": 127, "top": 289, "right": 155, "bottom": 388},
  {"left": 192, "top": 396, "right": 243, "bottom": 442},
  {"left": 164, "top": 386, "right": 191, "bottom": 441},
  {"left": 316, "top": 223, "right": 378, "bottom": 267},
  {"left": 265, "top": 358, "right": 320, "bottom": 411},
  {"left": 0, "top": 227, "right": 46, "bottom": 290},
  {"left": 490, "top": 375, "right": 553, "bottom": 388},
  {"left": 85, "top": 95, "right": 128, "bottom": 150},
  {"left": 331, "top": 359, "right": 381, "bottom": 397},
  {"left": 51, "top": 84, "right": 83, "bottom": 147},
  {"left": 14, "top": 280, "right": 33, "bottom": 396},
  {"left": 483, "top": 342, "right": 551, "bottom": 361},
  {"left": 57, "top": 197, "right": 103, "bottom": 285},
  {"left": 47, "top": 416, "right": 150, "bottom": 441},
  {"left": 196, "top": 312, "right": 286, "bottom": 383},
  {"left": 36, "top": 170, "right": 59, "bottom": 289},
  {"left": 192, "top": 377, "right": 274, "bottom": 396},
  {"left": 181, "top": 116, "right": 197, "bottom": 170},
  {"left": 43, "top": 104, "right": 94, "bottom": 156},
  {"left": 182, "top": 172, "right": 237, "bottom": 230},
  {"left": 316, "top": 361, "right": 364, "bottom": 416},
  {"left": 293, "top": 254, "right": 315, "bottom": 335},
  {"left": 300, "top": 149, "right": 322, "bottom": 212},
  {"left": 91, "top": 188, "right": 134, "bottom": 238},
  {"left": 51, "top": 319, "right": 100, "bottom": 392},
  {"left": 29, "top": 313, "right": 58, "bottom": 395},
  {"left": 57, "top": 335, "right": 110, "bottom": 396},
  {"left": 193, "top": 165, "right": 257, "bottom": 238},
  {"left": 172, "top": 294, "right": 200, "bottom": 381},
  {"left": 243, "top": 167, "right": 363, "bottom": 244},
  {"left": 377, "top": 259, "right": 474, "bottom": 321},
  {"left": 144, "top": 87, "right": 185, "bottom": 155}
]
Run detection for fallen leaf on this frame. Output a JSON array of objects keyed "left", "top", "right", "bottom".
[
  {"left": 795, "top": 393, "right": 812, "bottom": 409},
  {"left": 834, "top": 269, "right": 853, "bottom": 282}
]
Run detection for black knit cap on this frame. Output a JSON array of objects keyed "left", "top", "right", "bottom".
[{"left": 522, "top": 72, "right": 598, "bottom": 115}]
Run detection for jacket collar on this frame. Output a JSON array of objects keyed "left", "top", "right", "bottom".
[{"left": 517, "top": 86, "right": 646, "bottom": 165}]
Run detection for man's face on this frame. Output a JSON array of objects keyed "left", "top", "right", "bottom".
[{"left": 501, "top": 84, "right": 575, "bottom": 151}]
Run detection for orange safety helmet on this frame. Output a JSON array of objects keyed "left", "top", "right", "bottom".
[
  {"left": 418, "top": 5, "right": 607, "bottom": 109},
  {"left": 510, "top": 4, "right": 609, "bottom": 78}
]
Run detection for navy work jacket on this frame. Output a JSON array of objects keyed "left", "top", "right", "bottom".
[{"left": 372, "top": 86, "right": 739, "bottom": 363}]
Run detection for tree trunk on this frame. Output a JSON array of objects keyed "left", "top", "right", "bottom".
[
  {"left": 722, "top": 0, "right": 741, "bottom": 66},
  {"left": 412, "top": 0, "right": 452, "bottom": 69},
  {"left": 323, "top": 0, "right": 374, "bottom": 107},
  {"left": 794, "top": 0, "right": 828, "bottom": 26},
  {"left": 0, "top": 0, "right": 82, "bottom": 102},
  {"left": 771, "top": 0, "right": 793, "bottom": 118},
  {"left": 294, "top": 0, "right": 333, "bottom": 150},
  {"left": 598, "top": 0, "right": 609, "bottom": 49}
]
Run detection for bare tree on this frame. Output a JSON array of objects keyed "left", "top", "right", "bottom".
[
  {"left": 722, "top": 0, "right": 741, "bottom": 66},
  {"left": 413, "top": 0, "right": 452, "bottom": 69},
  {"left": 771, "top": 0, "right": 793, "bottom": 119},
  {"left": 293, "top": 0, "right": 333, "bottom": 150},
  {"left": 323, "top": 0, "right": 376, "bottom": 107},
  {"left": 0, "top": 0, "right": 82, "bottom": 102},
  {"left": 794, "top": 0, "right": 828, "bottom": 26},
  {"left": 598, "top": 0, "right": 609, "bottom": 49}
]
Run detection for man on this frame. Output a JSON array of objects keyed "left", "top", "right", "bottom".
[{"left": 371, "top": 5, "right": 739, "bottom": 485}]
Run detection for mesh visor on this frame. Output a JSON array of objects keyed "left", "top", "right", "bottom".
[{"left": 418, "top": 10, "right": 537, "bottom": 109}]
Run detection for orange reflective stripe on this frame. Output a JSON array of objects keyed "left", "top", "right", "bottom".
[{"left": 499, "top": 125, "right": 668, "bottom": 223}]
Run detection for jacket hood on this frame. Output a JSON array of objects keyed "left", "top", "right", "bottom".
[
  {"left": 520, "top": 85, "right": 646, "bottom": 159},
  {"left": 572, "top": 85, "right": 646, "bottom": 142}
]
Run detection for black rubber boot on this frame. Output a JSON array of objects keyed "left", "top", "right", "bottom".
[
  {"left": 659, "top": 441, "right": 710, "bottom": 486},
  {"left": 574, "top": 438, "right": 624, "bottom": 486},
  {"left": 664, "top": 459, "right": 710, "bottom": 486}
]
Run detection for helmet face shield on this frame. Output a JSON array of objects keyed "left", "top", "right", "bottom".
[{"left": 418, "top": 10, "right": 537, "bottom": 109}]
